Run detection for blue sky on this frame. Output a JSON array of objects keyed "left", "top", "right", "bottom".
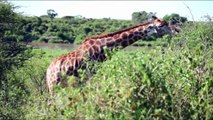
[{"left": 11, "top": 1, "right": 213, "bottom": 21}]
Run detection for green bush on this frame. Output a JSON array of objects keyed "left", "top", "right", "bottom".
[
  {"left": 8, "top": 16, "right": 213, "bottom": 119},
  {"left": 0, "top": 42, "right": 33, "bottom": 119},
  {"left": 43, "top": 22, "right": 212, "bottom": 119},
  {"left": 0, "top": 2, "right": 34, "bottom": 119},
  {"left": 4, "top": 14, "right": 133, "bottom": 43},
  {"left": 74, "top": 34, "right": 86, "bottom": 44},
  {"left": 38, "top": 36, "right": 48, "bottom": 43}
]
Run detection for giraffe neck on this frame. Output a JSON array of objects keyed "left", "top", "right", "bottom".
[
  {"left": 78, "top": 21, "right": 156, "bottom": 60},
  {"left": 98, "top": 22, "right": 154, "bottom": 48}
]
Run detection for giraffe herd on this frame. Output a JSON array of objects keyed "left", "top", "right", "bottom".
[{"left": 46, "top": 16, "right": 179, "bottom": 95}]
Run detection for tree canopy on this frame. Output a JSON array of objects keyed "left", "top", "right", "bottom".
[
  {"left": 47, "top": 9, "right": 58, "bottom": 20},
  {"left": 0, "top": 2, "right": 33, "bottom": 119},
  {"left": 163, "top": 13, "right": 187, "bottom": 24},
  {"left": 131, "top": 11, "right": 156, "bottom": 24}
]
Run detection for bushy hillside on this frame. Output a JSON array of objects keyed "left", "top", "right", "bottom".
[{"left": 7, "top": 16, "right": 132, "bottom": 44}]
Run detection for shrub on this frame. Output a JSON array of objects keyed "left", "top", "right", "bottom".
[
  {"left": 50, "top": 22, "right": 213, "bottom": 119},
  {"left": 74, "top": 34, "right": 86, "bottom": 44},
  {"left": 0, "top": 42, "right": 33, "bottom": 119},
  {"left": 16, "top": 20, "right": 213, "bottom": 119},
  {"left": 38, "top": 36, "right": 48, "bottom": 43}
]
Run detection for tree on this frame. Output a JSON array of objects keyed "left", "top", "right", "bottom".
[
  {"left": 132, "top": 11, "right": 156, "bottom": 24},
  {"left": 0, "top": 1, "right": 21, "bottom": 41},
  {"left": 0, "top": 1, "right": 33, "bottom": 119},
  {"left": 62, "top": 16, "right": 75, "bottom": 19},
  {"left": 163, "top": 13, "right": 187, "bottom": 24},
  {"left": 47, "top": 9, "right": 58, "bottom": 20}
]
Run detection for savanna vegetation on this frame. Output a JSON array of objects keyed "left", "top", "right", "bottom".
[
  {"left": 0, "top": 1, "right": 212, "bottom": 120},
  {"left": 1, "top": 2, "right": 187, "bottom": 45}
]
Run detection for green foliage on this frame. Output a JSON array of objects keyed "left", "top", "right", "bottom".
[
  {"left": 74, "top": 34, "right": 86, "bottom": 44},
  {"left": 163, "top": 13, "right": 187, "bottom": 24},
  {"left": 58, "top": 22, "right": 212, "bottom": 119},
  {"left": 2, "top": 12, "right": 133, "bottom": 43},
  {"left": 18, "top": 22, "right": 213, "bottom": 119},
  {"left": 132, "top": 11, "right": 156, "bottom": 24},
  {"left": 0, "top": 1, "right": 21, "bottom": 41},
  {"left": 19, "top": 49, "right": 69, "bottom": 119},
  {"left": 0, "top": 41, "right": 33, "bottom": 119},
  {"left": 62, "top": 16, "right": 75, "bottom": 19},
  {"left": 2, "top": 2, "right": 212, "bottom": 119},
  {"left": 0, "top": 2, "right": 34, "bottom": 119},
  {"left": 38, "top": 36, "right": 48, "bottom": 43},
  {"left": 2, "top": 5, "right": 188, "bottom": 45}
]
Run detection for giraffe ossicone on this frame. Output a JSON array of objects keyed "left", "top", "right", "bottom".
[{"left": 46, "top": 16, "right": 176, "bottom": 95}]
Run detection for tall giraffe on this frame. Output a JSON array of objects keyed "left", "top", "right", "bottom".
[{"left": 46, "top": 16, "right": 174, "bottom": 95}]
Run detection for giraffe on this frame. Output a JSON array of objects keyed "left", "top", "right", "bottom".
[{"left": 46, "top": 16, "right": 174, "bottom": 95}]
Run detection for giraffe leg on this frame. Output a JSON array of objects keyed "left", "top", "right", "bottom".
[
  {"left": 47, "top": 84, "right": 54, "bottom": 106},
  {"left": 73, "top": 70, "right": 83, "bottom": 87},
  {"left": 73, "top": 70, "right": 80, "bottom": 78},
  {"left": 98, "top": 53, "right": 106, "bottom": 62}
]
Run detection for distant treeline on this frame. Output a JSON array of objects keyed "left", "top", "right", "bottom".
[
  {"left": 22, "top": 16, "right": 133, "bottom": 44},
  {"left": 1, "top": 2, "right": 187, "bottom": 44}
]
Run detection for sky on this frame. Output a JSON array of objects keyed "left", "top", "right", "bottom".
[{"left": 11, "top": 1, "right": 213, "bottom": 21}]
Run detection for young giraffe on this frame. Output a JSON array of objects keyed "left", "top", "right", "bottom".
[{"left": 46, "top": 16, "right": 174, "bottom": 95}]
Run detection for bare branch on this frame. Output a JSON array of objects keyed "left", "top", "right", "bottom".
[{"left": 182, "top": 2, "right": 195, "bottom": 22}]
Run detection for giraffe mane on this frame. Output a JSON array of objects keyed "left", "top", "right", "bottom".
[{"left": 83, "top": 21, "right": 152, "bottom": 42}]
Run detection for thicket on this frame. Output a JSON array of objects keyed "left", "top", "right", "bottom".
[
  {"left": 4, "top": 16, "right": 132, "bottom": 44},
  {"left": 2, "top": 9, "right": 187, "bottom": 45},
  {"left": 18, "top": 20, "right": 213, "bottom": 119},
  {"left": 0, "top": 2, "right": 33, "bottom": 119}
]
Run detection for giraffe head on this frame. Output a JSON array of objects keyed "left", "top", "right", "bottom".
[{"left": 150, "top": 16, "right": 173, "bottom": 36}]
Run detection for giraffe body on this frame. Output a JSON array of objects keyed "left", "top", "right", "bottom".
[
  {"left": 46, "top": 16, "right": 175, "bottom": 94},
  {"left": 46, "top": 50, "right": 84, "bottom": 93}
]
